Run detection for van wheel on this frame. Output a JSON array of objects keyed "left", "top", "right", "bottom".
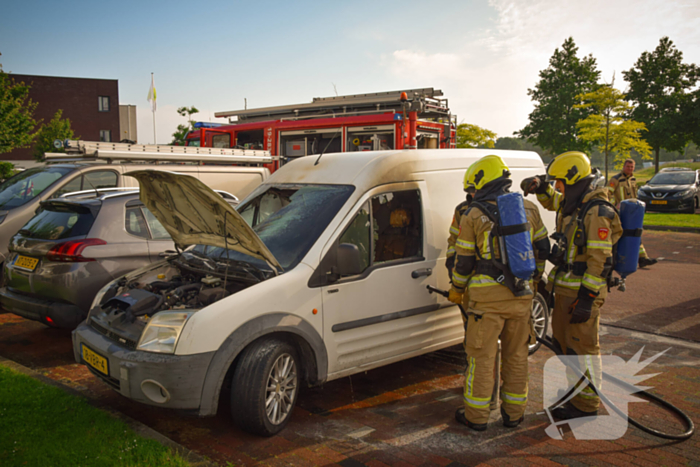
[
  {"left": 231, "top": 338, "right": 299, "bottom": 436},
  {"left": 529, "top": 293, "right": 549, "bottom": 355}
]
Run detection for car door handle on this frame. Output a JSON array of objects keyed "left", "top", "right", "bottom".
[{"left": 411, "top": 268, "right": 432, "bottom": 279}]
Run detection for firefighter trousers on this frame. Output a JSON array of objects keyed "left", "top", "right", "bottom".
[
  {"left": 551, "top": 294, "right": 604, "bottom": 413},
  {"left": 463, "top": 299, "right": 534, "bottom": 424}
]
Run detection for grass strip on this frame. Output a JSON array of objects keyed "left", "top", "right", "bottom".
[
  {"left": 0, "top": 364, "right": 191, "bottom": 467},
  {"left": 644, "top": 213, "right": 700, "bottom": 228}
]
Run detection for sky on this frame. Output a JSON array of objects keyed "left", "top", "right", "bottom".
[{"left": 1, "top": 0, "right": 699, "bottom": 145}]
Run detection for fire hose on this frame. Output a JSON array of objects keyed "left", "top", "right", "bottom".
[{"left": 427, "top": 285, "right": 694, "bottom": 440}]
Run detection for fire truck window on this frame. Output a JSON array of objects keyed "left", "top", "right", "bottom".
[
  {"left": 347, "top": 132, "right": 393, "bottom": 152},
  {"left": 417, "top": 133, "right": 438, "bottom": 149},
  {"left": 211, "top": 134, "right": 231, "bottom": 148},
  {"left": 186, "top": 138, "right": 201, "bottom": 147},
  {"left": 236, "top": 130, "right": 264, "bottom": 149},
  {"left": 280, "top": 131, "right": 341, "bottom": 158}
]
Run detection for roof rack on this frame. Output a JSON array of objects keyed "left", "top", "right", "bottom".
[
  {"left": 215, "top": 88, "right": 451, "bottom": 123},
  {"left": 46, "top": 140, "right": 273, "bottom": 165}
]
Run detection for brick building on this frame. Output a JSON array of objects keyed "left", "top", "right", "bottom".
[{"left": 3, "top": 74, "right": 120, "bottom": 162}]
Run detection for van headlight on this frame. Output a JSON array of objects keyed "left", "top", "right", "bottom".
[{"left": 137, "top": 311, "right": 194, "bottom": 354}]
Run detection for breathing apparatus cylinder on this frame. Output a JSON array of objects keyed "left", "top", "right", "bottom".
[
  {"left": 496, "top": 192, "right": 536, "bottom": 279},
  {"left": 614, "top": 199, "right": 645, "bottom": 277}
]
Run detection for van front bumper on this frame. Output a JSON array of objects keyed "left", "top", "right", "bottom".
[{"left": 72, "top": 322, "right": 215, "bottom": 410}]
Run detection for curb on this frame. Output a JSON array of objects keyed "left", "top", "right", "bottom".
[
  {"left": 644, "top": 224, "right": 700, "bottom": 234},
  {"left": 0, "top": 356, "right": 216, "bottom": 467}
]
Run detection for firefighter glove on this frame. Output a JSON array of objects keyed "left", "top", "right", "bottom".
[
  {"left": 445, "top": 255, "right": 455, "bottom": 273},
  {"left": 448, "top": 288, "right": 464, "bottom": 305},
  {"left": 569, "top": 286, "right": 599, "bottom": 324},
  {"left": 520, "top": 174, "right": 548, "bottom": 196}
]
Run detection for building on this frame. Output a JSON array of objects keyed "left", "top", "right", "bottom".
[
  {"left": 119, "top": 104, "right": 138, "bottom": 143},
  {"left": 3, "top": 74, "right": 121, "bottom": 163}
]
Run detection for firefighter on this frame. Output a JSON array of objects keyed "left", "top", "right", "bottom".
[
  {"left": 522, "top": 151, "right": 623, "bottom": 420},
  {"left": 448, "top": 155, "right": 549, "bottom": 431},
  {"left": 609, "top": 158, "right": 657, "bottom": 267}
]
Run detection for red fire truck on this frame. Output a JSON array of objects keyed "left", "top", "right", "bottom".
[{"left": 185, "top": 88, "right": 456, "bottom": 172}]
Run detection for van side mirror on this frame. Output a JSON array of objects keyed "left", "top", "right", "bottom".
[{"left": 337, "top": 243, "right": 363, "bottom": 277}]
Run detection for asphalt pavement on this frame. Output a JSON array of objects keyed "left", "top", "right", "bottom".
[{"left": 0, "top": 230, "right": 698, "bottom": 466}]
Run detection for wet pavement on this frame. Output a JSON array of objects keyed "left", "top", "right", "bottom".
[{"left": 1, "top": 230, "right": 699, "bottom": 466}]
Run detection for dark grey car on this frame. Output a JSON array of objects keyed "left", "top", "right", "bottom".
[{"left": 0, "top": 191, "right": 174, "bottom": 328}]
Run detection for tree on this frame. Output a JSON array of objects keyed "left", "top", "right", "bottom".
[
  {"left": 516, "top": 37, "right": 600, "bottom": 154},
  {"left": 33, "top": 110, "right": 77, "bottom": 161},
  {"left": 0, "top": 161, "right": 14, "bottom": 180},
  {"left": 171, "top": 106, "right": 199, "bottom": 145},
  {"left": 622, "top": 37, "right": 699, "bottom": 173},
  {"left": 494, "top": 137, "right": 556, "bottom": 163},
  {"left": 0, "top": 69, "right": 39, "bottom": 154},
  {"left": 455, "top": 123, "right": 497, "bottom": 148},
  {"left": 574, "top": 80, "right": 651, "bottom": 180}
]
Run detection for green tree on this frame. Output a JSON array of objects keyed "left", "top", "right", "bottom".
[
  {"left": 494, "top": 137, "right": 556, "bottom": 163},
  {"left": 455, "top": 123, "right": 497, "bottom": 148},
  {"left": 622, "top": 36, "right": 699, "bottom": 173},
  {"left": 574, "top": 81, "right": 651, "bottom": 180},
  {"left": 516, "top": 37, "right": 600, "bottom": 154},
  {"left": 32, "top": 110, "right": 77, "bottom": 161},
  {"left": 170, "top": 106, "right": 199, "bottom": 145},
  {"left": 0, "top": 161, "right": 14, "bottom": 180},
  {"left": 0, "top": 69, "right": 39, "bottom": 154}
]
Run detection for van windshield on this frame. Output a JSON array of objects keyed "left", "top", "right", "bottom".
[
  {"left": 0, "top": 167, "right": 73, "bottom": 210},
  {"left": 190, "top": 184, "right": 355, "bottom": 271}
]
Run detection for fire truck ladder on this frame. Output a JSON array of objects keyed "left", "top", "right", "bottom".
[{"left": 45, "top": 140, "right": 273, "bottom": 165}]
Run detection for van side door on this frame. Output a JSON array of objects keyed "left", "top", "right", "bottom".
[{"left": 317, "top": 182, "right": 446, "bottom": 377}]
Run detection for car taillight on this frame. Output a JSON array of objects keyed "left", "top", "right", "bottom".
[{"left": 46, "top": 238, "right": 107, "bottom": 262}]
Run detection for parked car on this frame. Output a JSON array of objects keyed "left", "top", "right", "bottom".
[
  {"left": 0, "top": 191, "right": 175, "bottom": 328},
  {"left": 72, "top": 149, "right": 556, "bottom": 436},
  {"left": 0, "top": 159, "right": 266, "bottom": 270},
  {"left": 637, "top": 167, "right": 700, "bottom": 213}
]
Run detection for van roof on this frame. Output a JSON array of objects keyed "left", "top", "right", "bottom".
[{"left": 267, "top": 149, "right": 544, "bottom": 189}]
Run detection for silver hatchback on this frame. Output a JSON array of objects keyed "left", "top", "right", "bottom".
[{"left": 0, "top": 191, "right": 175, "bottom": 328}]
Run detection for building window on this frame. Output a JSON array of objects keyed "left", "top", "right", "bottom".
[
  {"left": 99, "top": 130, "right": 111, "bottom": 142},
  {"left": 98, "top": 96, "right": 110, "bottom": 112}
]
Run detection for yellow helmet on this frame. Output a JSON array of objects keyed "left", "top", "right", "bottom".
[
  {"left": 464, "top": 155, "right": 510, "bottom": 191},
  {"left": 546, "top": 151, "right": 592, "bottom": 185}
]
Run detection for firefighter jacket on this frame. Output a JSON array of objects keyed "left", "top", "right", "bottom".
[
  {"left": 536, "top": 185, "right": 623, "bottom": 299},
  {"left": 608, "top": 172, "right": 638, "bottom": 206},
  {"left": 451, "top": 198, "right": 548, "bottom": 303},
  {"left": 446, "top": 199, "right": 472, "bottom": 267}
]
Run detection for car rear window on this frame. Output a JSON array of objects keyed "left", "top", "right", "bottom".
[{"left": 19, "top": 203, "right": 97, "bottom": 240}]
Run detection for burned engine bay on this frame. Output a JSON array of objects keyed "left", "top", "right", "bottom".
[{"left": 88, "top": 250, "right": 274, "bottom": 345}]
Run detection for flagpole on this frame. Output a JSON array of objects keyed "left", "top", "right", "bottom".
[{"left": 151, "top": 73, "right": 157, "bottom": 144}]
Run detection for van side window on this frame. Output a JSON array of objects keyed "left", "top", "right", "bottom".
[
  {"left": 53, "top": 177, "right": 82, "bottom": 197},
  {"left": 338, "top": 201, "right": 371, "bottom": 273},
  {"left": 84, "top": 171, "right": 118, "bottom": 189},
  {"left": 372, "top": 190, "right": 422, "bottom": 263}
]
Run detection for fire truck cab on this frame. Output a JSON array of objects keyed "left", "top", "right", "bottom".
[{"left": 186, "top": 88, "right": 456, "bottom": 173}]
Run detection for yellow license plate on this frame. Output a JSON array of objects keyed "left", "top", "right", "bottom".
[
  {"left": 650, "top": 200, "right": 668, "bottom": 205},
  {"left": 14, "top": 255, "right": 39, "bottom": 271},
  {"left": 82, "top": 344, "right": 109, "bottom": 376}
]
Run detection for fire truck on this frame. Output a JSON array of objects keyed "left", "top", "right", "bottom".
[{"left": 185, "top": 88, "right": 456, "bottom": 172}]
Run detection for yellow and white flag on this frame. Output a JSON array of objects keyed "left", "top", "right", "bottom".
[{"left": 147, "top": 74, "right": 157, "bottom": 112}]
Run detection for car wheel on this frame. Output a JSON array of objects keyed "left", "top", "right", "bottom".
[
  {"left": 231, "top": 338, "right": 300, "bottom": 436},
  {"left": 529, "top": 293, "right": 549, "bottom": 355}
]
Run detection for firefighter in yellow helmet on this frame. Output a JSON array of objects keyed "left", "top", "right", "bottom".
[
  {"left": 449, "top": 155, "right": 549, "bottom": 431},
  {"left": 522, "top": 151, "right": 623, "bottom": 420}
]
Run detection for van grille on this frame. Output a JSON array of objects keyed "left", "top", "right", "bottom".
[{"left": 89, "top": 319, "right": 137, "bottom": 350}]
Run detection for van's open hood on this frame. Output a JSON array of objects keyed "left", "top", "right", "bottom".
[{"left": 126, "top": 170, "right": 281, "bottom": 270}]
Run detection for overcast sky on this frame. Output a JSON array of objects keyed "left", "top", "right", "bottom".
[{"left": 2, "top": 0, "right": 699, "bottom": 144}]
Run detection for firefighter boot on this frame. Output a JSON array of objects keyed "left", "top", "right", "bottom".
[
  {"left": 500, "top": 406, "right": 524, "bottom": 428},
  {"left": 550, "top": 402, "right": 598, "bottom": 420},
  {"left": 455, "top": 408, "right": 487, "bottom": 432}
]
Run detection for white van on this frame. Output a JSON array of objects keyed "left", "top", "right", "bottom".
[{"left": 72, "top": 149, "right": 555, "bottom": 436}]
